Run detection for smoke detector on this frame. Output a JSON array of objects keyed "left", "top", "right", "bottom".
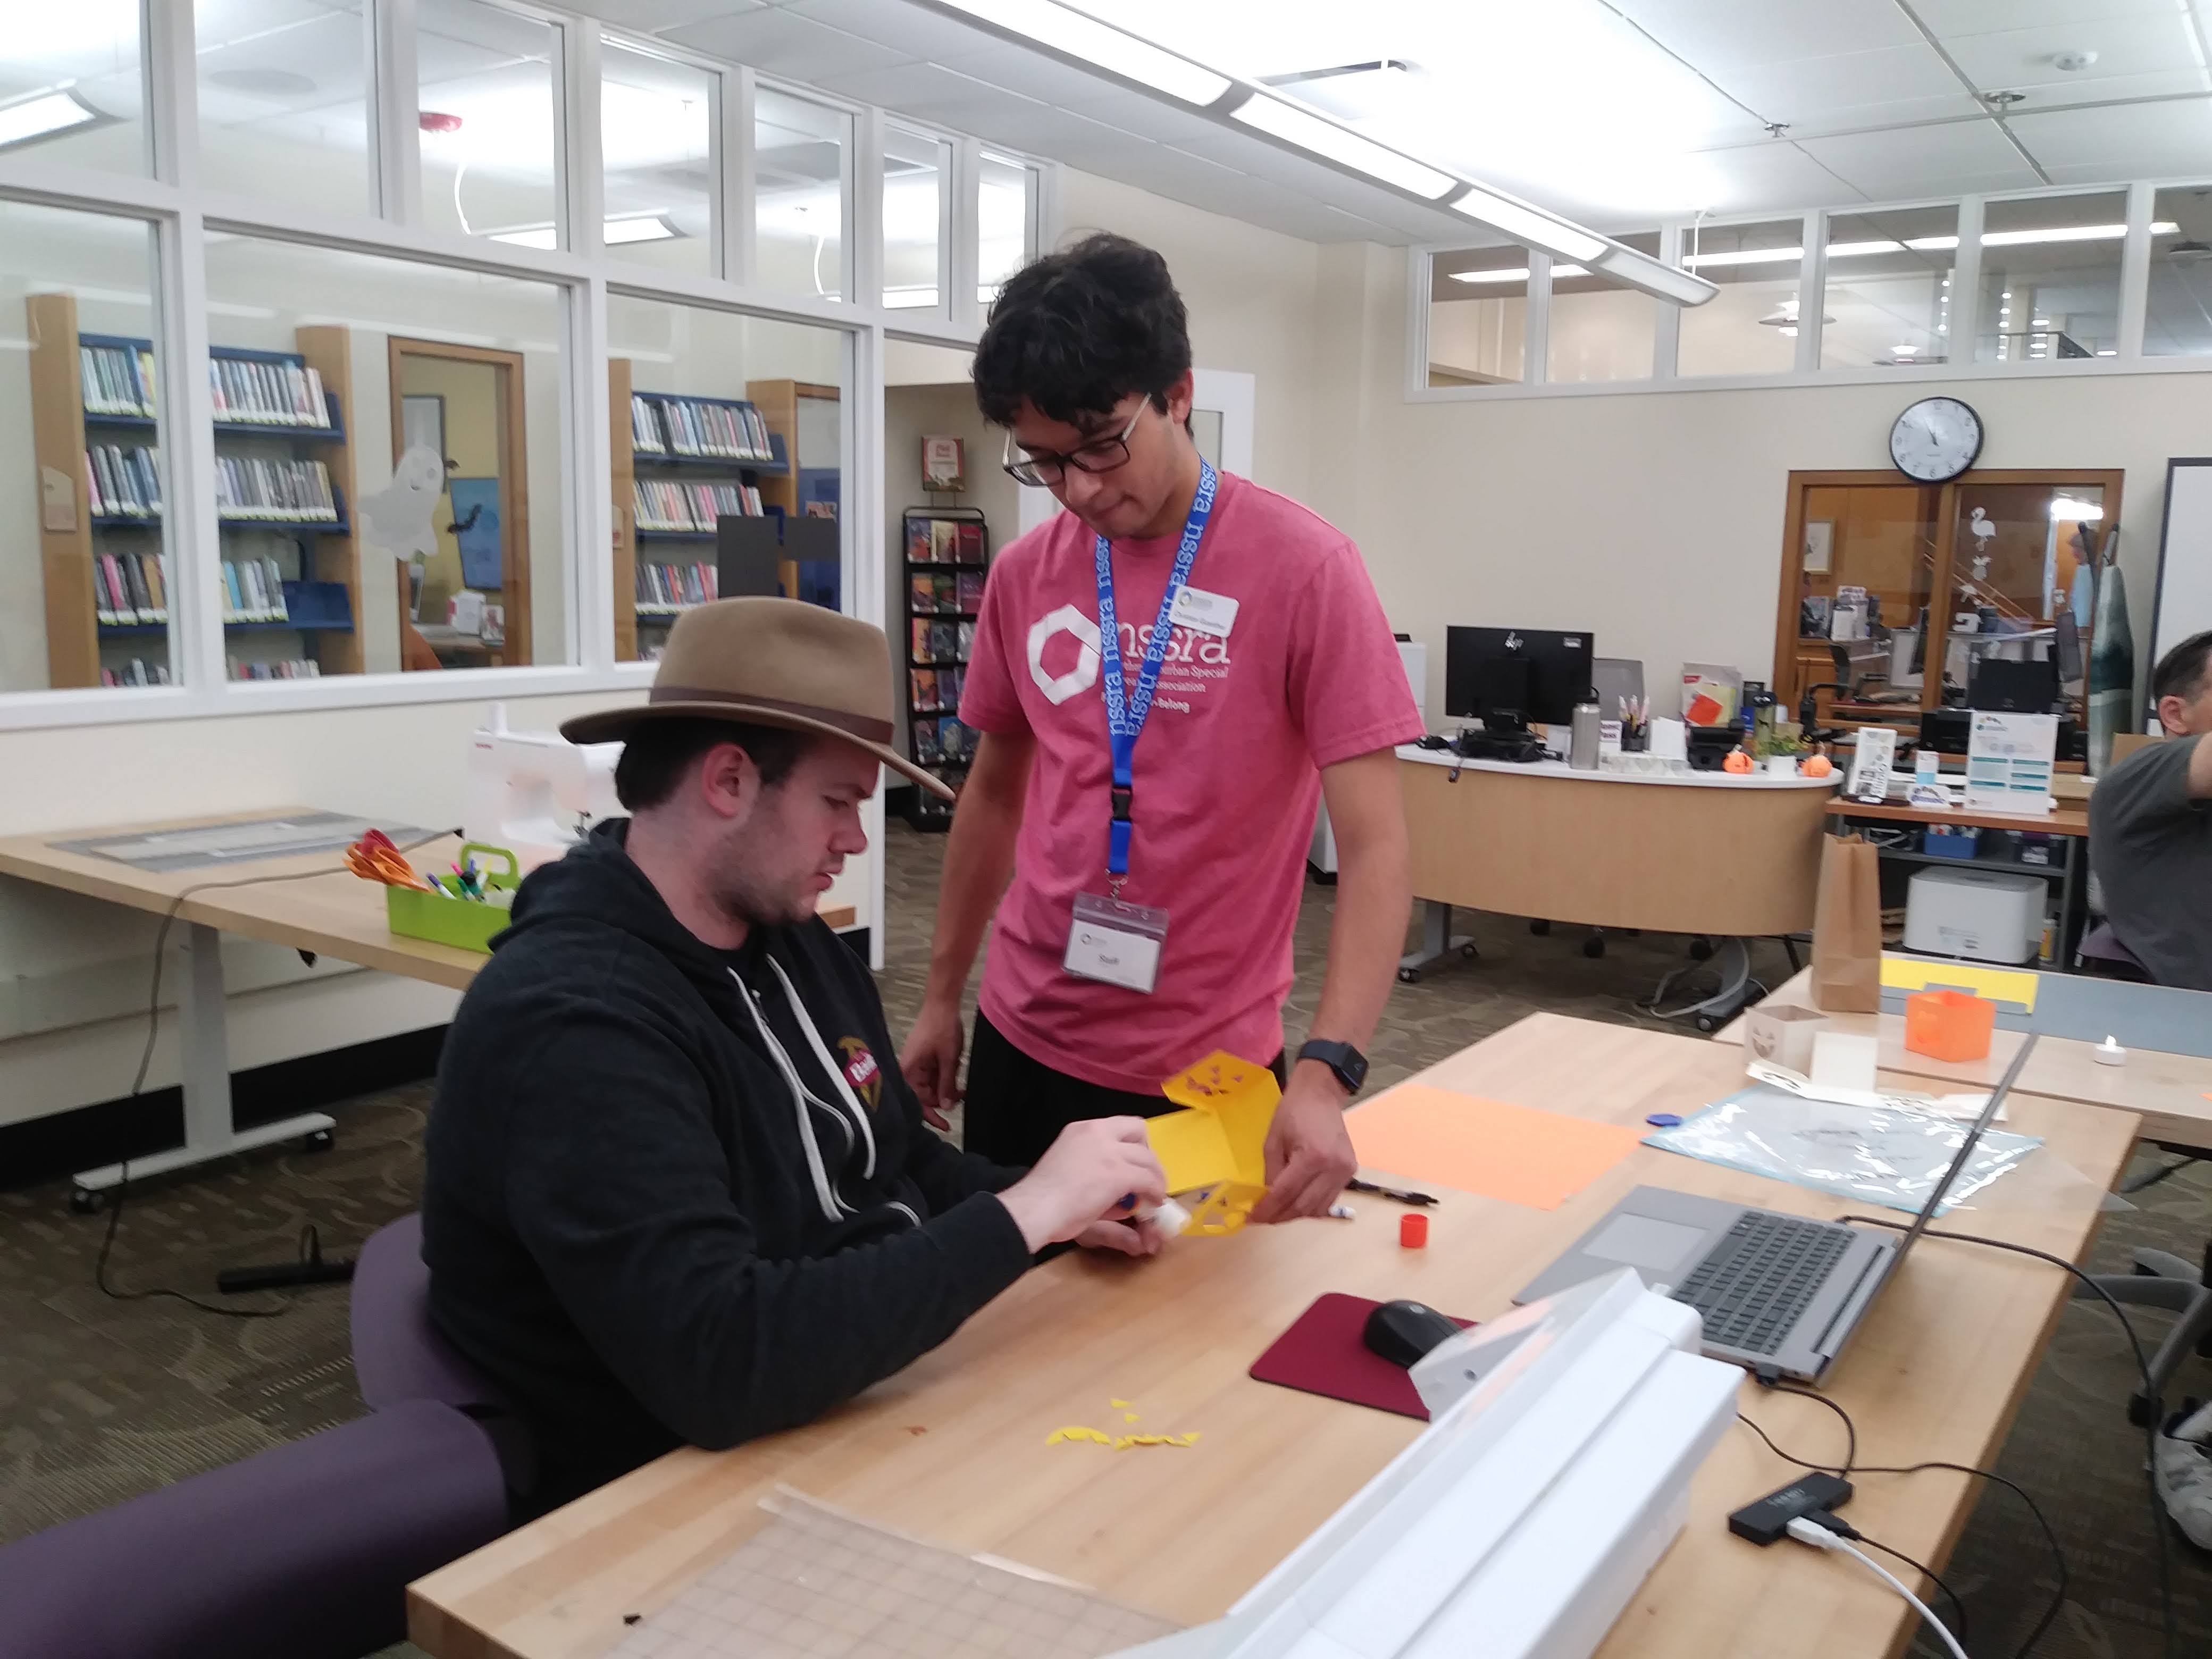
[
  {"left": 1981, "top": 90, "right": 2027, "bottom": 108},
  {"left": 2052, "top": 49, "right": 2099, "bottom": 72}
]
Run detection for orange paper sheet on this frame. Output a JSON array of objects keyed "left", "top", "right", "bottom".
[{"left": 1347, "top": 1083, "right": 1647, "bottom": 1210}]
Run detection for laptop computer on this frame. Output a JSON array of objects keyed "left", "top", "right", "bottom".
[{"left": 1513, "top": 1035, "right": 2039, "bottom": 1381}]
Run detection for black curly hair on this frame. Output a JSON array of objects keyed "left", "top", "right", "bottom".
[{"left": 971, "top": 232, "right": 1192, "bottom": 430}]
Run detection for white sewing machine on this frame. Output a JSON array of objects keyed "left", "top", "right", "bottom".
[{"left": 464, "top": 702, "right": 623, "bottom": 872}]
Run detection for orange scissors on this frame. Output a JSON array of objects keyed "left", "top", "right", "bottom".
[{"left": 345, "top": 828, "right": 433, "bottom": 891}]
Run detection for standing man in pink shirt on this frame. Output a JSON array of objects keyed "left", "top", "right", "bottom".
[{"left": 899, "top": 233, "right": 1421, "bottom": 1222}]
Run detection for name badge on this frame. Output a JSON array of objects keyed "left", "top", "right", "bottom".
[
  {"left": 1063, "top": 892, "right": 1169, "bottom": 994},
  {"left": 1168, "top": 584, "right": 1238, "bottom": 640}
]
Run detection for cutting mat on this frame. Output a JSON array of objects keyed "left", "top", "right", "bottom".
[{"left": 608, "top": 1490, "right": 1180, "bottom": 1658}]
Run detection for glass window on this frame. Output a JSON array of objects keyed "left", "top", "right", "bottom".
[
  {"left": 1790, "top": 482, "right": 1942, "bottom": 725},
  {"left": 978, "top": 152, "right": 1036, "bottom": 306},
  {"left": 1821, "top": 205, "right": 1957, "bottom": 368},
  {"left": 1678, "top": 219, "right": 1804, "bottom": 376},
  {"left": 1, "top": 201, "right": 169, "bottom": 692},
  {"left": 601, "top": 40, "right": 714, "bottom": 276},
  {"left": 755, "top": 88, "right": 848, "bottom": 303},
  {"left": 0, "top": 3, "right": 146, "bottom": 174},
  {"left": 1427, "top": 247, "right": 1530, "bottom": 387},
  {"left": 202, "top": 236, "right": 570, "bottom": 675},
  {"left": 2144, "top": 185, "right": 2212, "bottom": 359},
  {"left": 1547, "top": 232, "right": 1659, "bottom": 384},
  {"left": 420, "top": 0, "right": 559, "bottom": 247},
  {"left": 883, "top": 125, "right": 947, "bottom": 312},
  {"left": 607, "top": 297, "right": 845, "bottom": 661},
  {"left": 196, "top": 0, "right": 371, "bottom": 215},
  {"left": 1946, "top": 481, "right": 2107, "bottom": 714},
  {"left": 1975, "top": 191, "right": 2126, "bottom": 363}
]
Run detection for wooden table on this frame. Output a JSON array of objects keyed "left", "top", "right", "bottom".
[
  {"left": 410, "top": 1013, "right": 2135, "bottom": 1659},
  {"left": 1717, "top": 966, "right": 2212, "bottom": 1150},
  {"left": 0, "top": 808, "right": 851, "bottom": 1199},
  {"left": 1826, "top": 797, "right": 2091, "bottom": 837}
]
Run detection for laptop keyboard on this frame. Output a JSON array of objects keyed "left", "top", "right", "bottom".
[{"left": 1670, "top": 1212, "right": 1854, "bottom": 1356}]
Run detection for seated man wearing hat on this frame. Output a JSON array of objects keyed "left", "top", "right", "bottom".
[{"left": 422, "top": 599, "right": 1168, "bottom": 1515}]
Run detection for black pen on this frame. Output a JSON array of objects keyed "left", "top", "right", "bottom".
[{"left": 1346, "top": 1178, "right": 1436, "bottom": 1207}]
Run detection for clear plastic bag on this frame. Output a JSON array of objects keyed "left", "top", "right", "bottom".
[{"left": 1644, "top": 1085, "right": 2043, "bottom": 1216}]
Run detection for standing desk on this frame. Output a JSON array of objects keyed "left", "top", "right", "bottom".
[
  {"left": 409, "top": 1012, "right": 2134, "bottom": 1659},
  {"left": 0, "top": 808, "right": 852, "bottom": 1204},
  {"left": 1396, "top": 747, "right": 1837, "bottom": 1024},
  {"left": 1716, "top": 961, "right": 2212, "bottom": 1150}
]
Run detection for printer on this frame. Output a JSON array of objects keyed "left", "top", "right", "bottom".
[{"left": 1902, "top": 866, "right": 2045, "bottom": 965}]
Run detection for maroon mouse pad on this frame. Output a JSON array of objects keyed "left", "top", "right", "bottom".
[{"left": 1249, "top": 1293, "right": 1476, "bottom": 1420}]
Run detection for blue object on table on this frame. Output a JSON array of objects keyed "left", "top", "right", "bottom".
[{"left": 1645, "top": 1112, "right": 1682, "bottom": 1128}]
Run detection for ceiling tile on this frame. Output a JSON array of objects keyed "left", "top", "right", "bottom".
[
  {"left": 1916, "top": 1, "right": 2182, "bottom": 32},
  {"left": 663, "top": 6, "right": 911, "bottom": 81},
  {"left": 809, "top": 60, "right": 1034, "bottom": 121},
  {"left": 1797, "top": 120, "right": 2044, "bottom": 197},
  {"left": 1612, "top": 0, "right": 1923, "bottom": 71},
  {"left": 1055, "top": 86, "right": 1230, "bottom": 149},
  {"left": 930, "top": 42, "right": 1135, "bottom": 108},
  {"left": 783, "top": 0, "right": 992, "bottom": 64},
  {"left": 1941, "top": 12, "right": 2203, "bottom": 91},
  {"left": 572, "top": 0, "right": 767, "bottom": 32},
  {"left": 2007, "top": 97, "right": 2212, "bottom": 173},
  {"left": 1720, "top": 44, "right": 1981, "bottom": 127}
]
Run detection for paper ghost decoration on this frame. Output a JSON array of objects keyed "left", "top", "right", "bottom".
[{"left": 357, "top": 445, "right": 447, "bottom": 563}]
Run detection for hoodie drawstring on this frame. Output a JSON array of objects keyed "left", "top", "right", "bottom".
[{"left": 730, "top": 958, "right": 883, "bottom": 1225}]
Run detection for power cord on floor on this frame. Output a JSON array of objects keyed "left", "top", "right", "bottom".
[
  {"left": 1839, "top": 1213, "right": 2177, "bottom": 1659},
  {"left": 89, "top": 828, "right": 461, "bottom": 1318}
]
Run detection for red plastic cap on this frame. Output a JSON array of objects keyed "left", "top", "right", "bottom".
[
  {"left": 1400, "top": 1212, "right": 1428, "bottom": 1249},
  {"left": 420, "top": 111, "right": 464, "bottom": 133}
]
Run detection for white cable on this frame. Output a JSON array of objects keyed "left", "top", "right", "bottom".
[{"left": 1784, "top": 1518, "right": 1968, "bottom": 1659}]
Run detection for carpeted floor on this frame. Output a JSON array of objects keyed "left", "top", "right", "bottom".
[{"left": 2, "top": 819, "right": 2207, "bottom": 1658}]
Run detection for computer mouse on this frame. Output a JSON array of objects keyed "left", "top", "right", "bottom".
[
  {"left": 1415, "top": 734, "right": 1452, "bottom": 750},
  {"left": 1362, "top": 1298, "right": 1460, "bottom": 1369}
]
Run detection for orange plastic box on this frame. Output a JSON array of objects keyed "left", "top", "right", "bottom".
[{"left": 1903, "top": 989, "right": 1996, "bottom": 1062}]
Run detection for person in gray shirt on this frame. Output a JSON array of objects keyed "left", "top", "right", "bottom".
[{"left": 2090, "top": 630, "right": 2212, "bottom": 990}]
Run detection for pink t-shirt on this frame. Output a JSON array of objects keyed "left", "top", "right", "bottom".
[{"left": 959, "top": 471, "right": 1422, "bottom": 1095}]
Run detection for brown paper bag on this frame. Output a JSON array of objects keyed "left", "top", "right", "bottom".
[{"left": 1810, "top": 832, "right": 1882, "bottom": 1012}]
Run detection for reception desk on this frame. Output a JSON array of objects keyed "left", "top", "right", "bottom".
[{"left": 1396, "top": 747, "right": 1839, "bottom": 1022}]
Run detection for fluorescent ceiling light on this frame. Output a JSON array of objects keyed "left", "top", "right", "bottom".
[
  {"left": 1683, "top": 246, "right": 1803, "bottom": 270},
  {"left": 1447, "top": 186, "right": 1605, "bottom": 262},
  {"left": 1449, "top": 264, "right": 1589, "bottom": 284},
  {"left": 925, "top": 0, "right": 1230, "bottom": 106},
  {"left": 490, "top": 215, "right": 679, "bottom": 249},
  {"left": 1230, "top": 93, "right": 1456, "bottom": 199},
  {"left": 884, "top": 286, "right": 941, "bottom": 308},
  {"left": 1594, "top": 244, "right": 1711, "bottom": 305},
  {"left": 2050, "top": 496, "right": 2104, "bottom": 521},
  {"left": 0, "top": 89, "right": 100, "bottom": 152}
]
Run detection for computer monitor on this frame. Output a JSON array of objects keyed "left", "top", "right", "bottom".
[
  {"left": 1968, "top": 655, "right": 2061, "bottom": 713},
  {"left": 1445, "top": 627, "right": 1596, "bottom": 728}
]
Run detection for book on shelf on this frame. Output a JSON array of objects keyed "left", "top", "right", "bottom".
[
  {"left": 215, "top": 454, "right": 337, "bottom": 521},
  {"left": 932, "top": 621, "right": 961, "bottom": 662},
  {"left": 932, "top": 573, "right": 957, "bottom": 613},
  {"left": 936, "top": 717, "right": 970, "bottom": 764},
  {"left": 227, "top": 658, "right": 322, "bottom": 681},
  {"left": 219, "top": 556, "right": 290, "bottom": 623},
  {"left": 957, "top": 571, "right": 985, "bottom": 613},
  {"left": 914, "top": 718, "right": 942, "bottom": 764},
  {"left": 631, "top": 477, "right": 763, "bottom": 532},
  {"left": 910, "top": 619, "right": 932, "bottom": 663},
  {"left": 634, "top": 560, "right": 719, "bottom": 616},
  {"left": 906, "top": 518, "right": 933, "bottom": 565},
  {"left": 957, "top": 522, "right": 985, "bottom": 562},
  {"left": 207, "top": 355, "right": 330, "bottom": 429},
  {"left": 940, "top": 666, "right": 963, "bottom": 709},
  {"left": 78, "top": 342, "right": 158, "bottom": 417},
  {"left": 910, "top": 668, "right": 938, "bottom": 711},
  {"left": 84, "top": 443, "right": 165, "bottom": 517},
  {"left": 100, "top": 657, "right": 172, "bottom": 688},
  {"left": 908, "top": 573, "right": 935, "bottom": 614},
  {"left": 929, "top": 520, "right": 958, "bottom": 562},
  {"left": 630, "top": 394, "right": 667, "bottom": 455},
  {"left": 956, "top": 620, "right": 975, "bottom": 659},
  {"left": 649, "top": 395, "right": 772, "bottom": 463}
]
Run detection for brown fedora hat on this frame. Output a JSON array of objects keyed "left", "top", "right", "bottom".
[{"left": 560, "top": 598, "right": 954, "bottom": 800}]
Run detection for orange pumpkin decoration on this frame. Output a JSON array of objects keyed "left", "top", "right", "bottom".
[
  {"left": 1723, "top": 749, "right": 1754, "bottom": 774},
  {"left": 1802, "top": 753, "right": 1834, "bottom": 778}
]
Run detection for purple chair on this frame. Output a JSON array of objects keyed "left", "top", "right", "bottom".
[
  {"left": 0, "top": 1397, "right": 506, "bottom": 1659},
  {"left": 0, "top": 1214, "right": 523, "bottom": 1659},
  {"left": 2077, "top": 920, "right": 2151, "bottom": 981}
]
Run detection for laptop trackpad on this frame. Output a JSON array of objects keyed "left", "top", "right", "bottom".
[{"left": 1583, "top": 1213, "right": 1709, "bottom": 1274}]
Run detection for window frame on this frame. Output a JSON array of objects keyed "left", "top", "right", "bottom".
[
  {"left": 0, "top": 0, "right": 1055, "bottom": 730},
  {"left": 1410, "top": 178, "right": 2212, "bottom": 405}
]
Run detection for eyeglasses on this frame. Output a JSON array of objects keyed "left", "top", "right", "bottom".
[{"left": 1002, "top": 401, "right": 1146, "bottom": 488}]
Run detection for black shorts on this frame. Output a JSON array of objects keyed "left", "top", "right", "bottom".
[{"left": 962, "top": 1010, "right": 1285, "bottom": 1169}]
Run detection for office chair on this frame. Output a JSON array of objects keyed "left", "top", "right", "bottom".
[{"left": 2083, "top": 1234, "right": 2212, "bottom": 1427}]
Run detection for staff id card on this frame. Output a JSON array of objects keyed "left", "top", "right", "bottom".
[{"left": 1063, "top": 893, "right": 1168, "bottom": 994}]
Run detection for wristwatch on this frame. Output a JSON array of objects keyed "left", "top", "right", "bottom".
[{"left": 1296, "top": 1039, "right": 1369, "bottom": 1098}]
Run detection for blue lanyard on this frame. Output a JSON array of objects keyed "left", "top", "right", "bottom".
[{"left": 1095, "top": 459, "right": 1217, "bottom": 879}]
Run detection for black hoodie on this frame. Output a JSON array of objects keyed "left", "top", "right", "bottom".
[{"left": 421, "top": 820, "right": 1032, "bottom": 1512}]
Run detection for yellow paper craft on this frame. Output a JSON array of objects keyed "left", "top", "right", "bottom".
[
  {"left": 1348, "top": 1083, "right": 1647, "bottom": 1211},
  {"left": 1145, "top": 1051, "right": 1279, "bottom": 1232}
]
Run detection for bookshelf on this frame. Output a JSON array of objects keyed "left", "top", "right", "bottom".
[
  {"left": 609, "top": 357, "right": 790, "bottom": 659},
  {"left": 29, "top": 292, "right": 362, "bottom": 688},
  {"left": 900, "top": 505, "right": 990, "bottom": 830}
]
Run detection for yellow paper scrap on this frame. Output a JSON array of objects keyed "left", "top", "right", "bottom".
[
  {"left": 1123, "top": 1412, "right": 1141, "bottom": 1423},
  {"left": 1046, "top": 1425, "right": 1200, "bottom": 1450},
  {"left": 1109, "top": 1398, "right": 1132, "bottom": 1409}
]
